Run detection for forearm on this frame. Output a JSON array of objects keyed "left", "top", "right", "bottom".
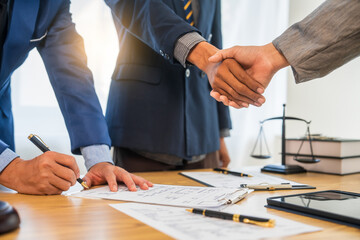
[
  {"left": 273, "top": 0, "right": 360, "bottom": 83},
  {"left": 263, "top": 43, "right": 289, "bottom": 74},
  {"left": 0, "top": 158, "right": 22, "bottom": 188},
  {"left": 187, "top": 41, "right": 219, "bottom": 71}
]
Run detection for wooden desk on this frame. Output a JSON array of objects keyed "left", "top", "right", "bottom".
[{"left": 1, "top": 170, "right": 359, "bottom": 239}]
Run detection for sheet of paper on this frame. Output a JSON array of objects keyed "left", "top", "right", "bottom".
[
  {"left": 68, "top": 184, "right": 249, "bottom": 208},
  {"left": 110, "top": 203, "right": 322, "bottom": 240},
  {"left": 181, "top": 167, "right": 304, "bottom": 189}
]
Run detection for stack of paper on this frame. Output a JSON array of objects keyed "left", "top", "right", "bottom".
[
  {"left": 66, "top": 168, "right": 323, "bottom": 239},
  {"left": 68, "top": 184, "right": 249, "bottom": 208}
]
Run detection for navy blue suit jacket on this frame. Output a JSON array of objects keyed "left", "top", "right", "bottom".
[
  {"left": 105, "top": 0, "right": 231, "bottom": 160},
  {"left": 0, "top": 0, "right": 110, "bottom": 155}
]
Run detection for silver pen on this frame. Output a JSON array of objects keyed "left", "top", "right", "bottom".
[{"left": 240, "top": 183, "right": 292, "bottom": 190}]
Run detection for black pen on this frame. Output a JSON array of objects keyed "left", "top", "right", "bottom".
[
  {"left": 28, "top": 134, "right": 89, "bottom": 189},
  {"left": 186, "top": 208, "right": 275, "bottom": 227},
  {"left": 213, "top": 168, "right": 252, "bottom": 177}
]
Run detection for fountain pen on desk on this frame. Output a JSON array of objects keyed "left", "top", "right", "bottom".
[
  {"left": 28, "top": 134, "right": 89, "bottom": 189},
  {"left": 213, "top": 168, "right": 252, "bottom": 177},
  {"left": 186, "top": 208, "right": 275, "bottom": 227}
]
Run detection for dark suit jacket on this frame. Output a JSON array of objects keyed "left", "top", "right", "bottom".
[
  {"left": 0, "top": 0, "right": 110, "bottom": 154},
  {"left": 105, "top": 0, "right": 231, "bottom": 160}
]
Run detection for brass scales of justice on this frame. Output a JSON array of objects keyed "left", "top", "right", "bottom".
[{"left": 250, "top": 104, "right": 319, "bottom": 174}]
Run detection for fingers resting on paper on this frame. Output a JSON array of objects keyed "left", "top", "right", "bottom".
[{"left": 83, "top": 162, "right": 153, "bottom": 192}]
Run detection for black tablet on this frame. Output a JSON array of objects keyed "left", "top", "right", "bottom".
[{"left": 266, "top": 190, "right": 360, "bottom": 228}]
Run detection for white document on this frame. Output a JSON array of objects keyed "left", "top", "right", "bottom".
[
  {"left": 110, "top": 203, "right": 322, "bottom": 240},
  {"left": 181, "top": 167, "right": 305, "bottom": 189},
  {"left": 68, "top": 184, "right": 249, "bottom": 208}
]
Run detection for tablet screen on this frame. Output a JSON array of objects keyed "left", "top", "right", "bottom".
[{"left": 270, "top": 191, "right": 360, "bottom": 221}]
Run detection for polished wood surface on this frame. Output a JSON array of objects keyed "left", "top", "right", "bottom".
[{"left": 1, "top": 169, "right": 359, "bottom": 240}]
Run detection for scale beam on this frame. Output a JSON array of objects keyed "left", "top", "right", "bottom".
[{"left": 251, "top": 104, "right": 317, "bottom": 174}]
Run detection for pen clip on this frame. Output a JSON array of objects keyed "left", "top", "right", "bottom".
[
  {"left": 28, "top": 134, "right": 50, "bottom": 150},
  {"left": 240, "top": 182, "right": 268, "bottom": 188},
  {"left": 243, "top": 218, "right": 276, "bottom": 228},
  {"left": 219, "top": 190, "right": 247, "bottom": 204}
]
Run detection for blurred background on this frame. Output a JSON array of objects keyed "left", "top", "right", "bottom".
[{"left": 11, "top": 0, "right": 360, "bottom": 174}]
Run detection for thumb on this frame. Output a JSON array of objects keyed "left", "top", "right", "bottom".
[
  {"left": 210, "top": 90, "right": 222, "bottom": 102},
  {"left": 208, "top": 47, "right": 238, "bottom": 63},
  {"left": 208, "top": 52, "right": 224, "bottom": 63}
]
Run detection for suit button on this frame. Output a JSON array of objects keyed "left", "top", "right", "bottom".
[
  {"left": 164, "top": 53, "right": 170, "bottom": 60},
  {"left": 185, "top": 69, "right": 190, "bottom": 78},
  {"left": 160, "top": 50, "right": 164, "bottom": 56},
  {"left": 201, "top": 71, "right": 206, "bottom": 78}
]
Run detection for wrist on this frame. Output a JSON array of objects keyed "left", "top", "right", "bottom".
[
  {"left": 264, "top": 43, "right": 289, "bottom": 73},
  {"left": 187, "top": 41, "right": 219, "bottom": 71},
  {"left": 0, "top": 157, "right": 23, "bottom": 189}
]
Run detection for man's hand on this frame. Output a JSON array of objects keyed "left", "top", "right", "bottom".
[
  {"left": 0, "top": 151, "right": 80, "bottom": 195},
  {"left": 187, "top": 41, "right": 266, "bottom": 108},
  {"left": 208, "top": 43, "right": 289, "bottom": 108},
  {"left": 219, "top": 138, "right": 230, "bottom": 167},
  {"left": 82, "top": 162, "right": 153, "bottom": 192}
]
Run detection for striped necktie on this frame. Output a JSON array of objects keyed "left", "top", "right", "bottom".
[{"left": 183, "top": 0, "right": 194, "bottom": 26}]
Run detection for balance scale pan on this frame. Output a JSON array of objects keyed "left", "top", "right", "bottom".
[{"left": 251, "top": 155, "right": 272, "bottom": 159}]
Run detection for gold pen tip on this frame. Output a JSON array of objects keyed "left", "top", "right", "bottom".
[
  {"left": 79, "top": 180, "right": 89, "bottom": 189},
  {"left": 185, "top": 209, "right": 193, "bottom": 213},
  {"left": 28, "top": 134, "right": 34, "bottom": 139},
  {"left": 81, "top": 183, "right": 89, "bottom": 189},
  {"left": 268, "top": 219, "right": 276, "bottom": 228}
]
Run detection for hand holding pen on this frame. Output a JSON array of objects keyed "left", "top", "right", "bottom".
[
  {"left": 25, "top": 134, "right": 85, "bottom": 194},
  {"left": 28, "top": 134, "right": 89, "bottom": 189},
  {"left": 0, "top": 135, "right": 82, "bottom": 195}
]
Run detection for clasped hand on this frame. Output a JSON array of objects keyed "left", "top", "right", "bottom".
[{"left": 205, "top": 43, "right": 289, "bottom": 109}]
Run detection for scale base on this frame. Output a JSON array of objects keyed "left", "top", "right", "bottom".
[{"left": 261, "top": 164, "right": 306, "bottom": 174}]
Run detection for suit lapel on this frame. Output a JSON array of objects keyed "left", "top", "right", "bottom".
[
  {"left": 0, "top": 0, "right": 40, "bottom": 86},
  {"left": 172, "top": 0, "right": 186, "bottom": 20},
  {"left": 196, "top": 0, "right": 216, "bottom": 33},
  {"left": 172, "top": 0, "right": 216, "bottom": 35}
]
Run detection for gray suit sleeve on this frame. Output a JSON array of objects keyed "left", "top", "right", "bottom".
[{"left": 272, "top": 0, "right": 360, "bottom": 83}]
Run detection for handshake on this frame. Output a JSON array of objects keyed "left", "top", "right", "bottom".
[
  {"left": 187, "top": 41, "right": 289, "bottom": 109},
  {"left": 185, "top": 0, "right": 360, "bottom": 109}
]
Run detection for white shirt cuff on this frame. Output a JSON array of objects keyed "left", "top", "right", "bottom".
[
  {"left": 0, "top": 148, "right": 19, "bottom": 173},
  {"left": 174, "top": 31, "right": 206, "bottom": 67},
  {"left": 80, "top": 144, "right": 113, "bottom": 170}
]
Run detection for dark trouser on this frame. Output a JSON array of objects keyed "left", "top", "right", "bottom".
[{"left": 113, "top": 147, "right": 220, "bottom": 172}]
